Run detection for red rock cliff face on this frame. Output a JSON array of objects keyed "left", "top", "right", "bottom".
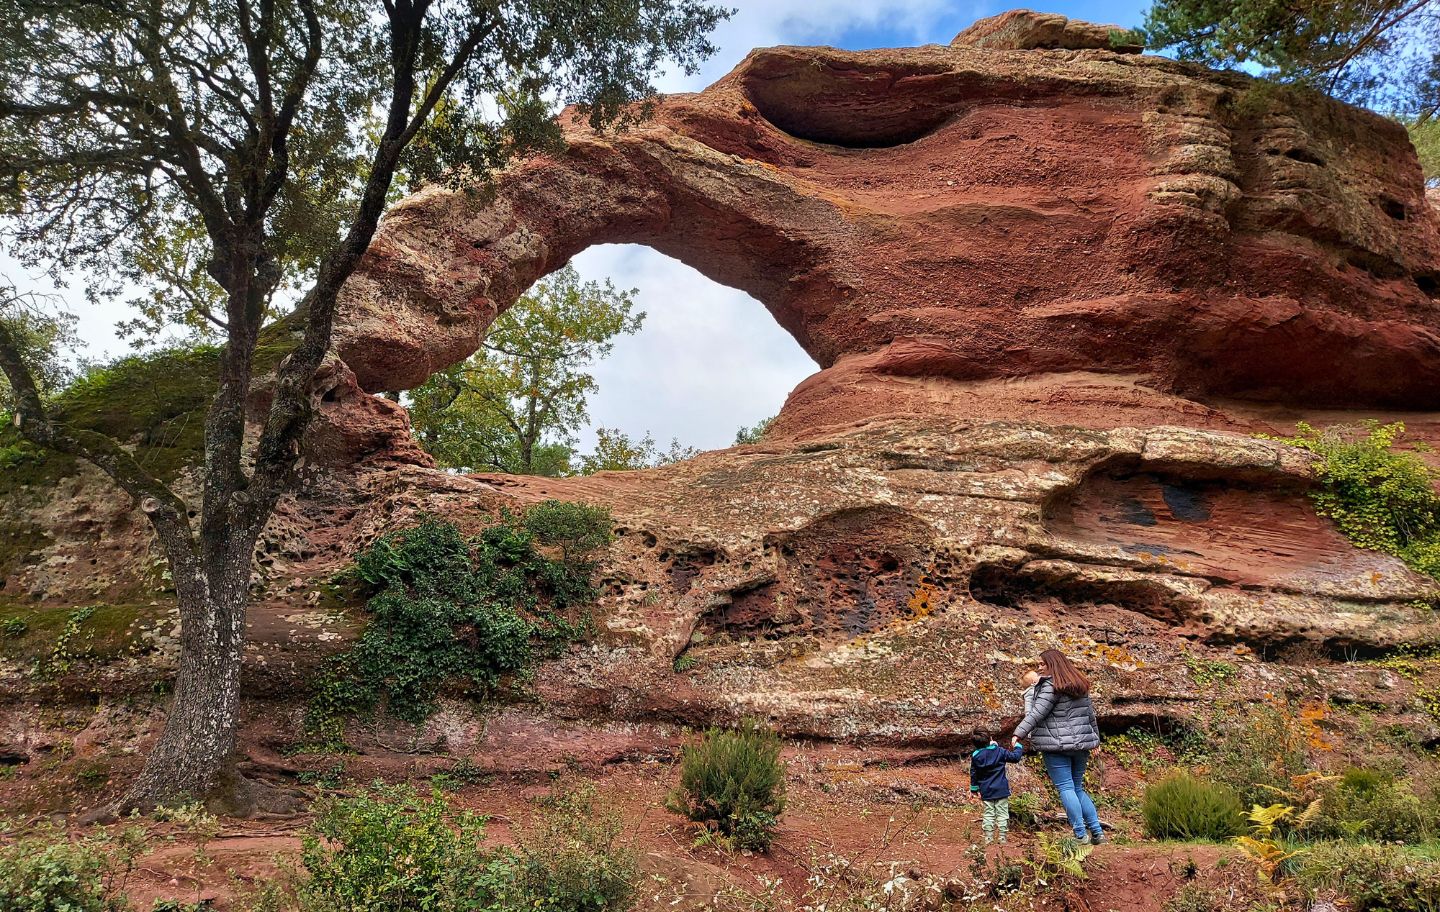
[
  {"left": 7, "top": 13, "right": 1440, "bottom": 748},
  {"left": 330, "top": 10, "right": 1440, "bottom": 442}
]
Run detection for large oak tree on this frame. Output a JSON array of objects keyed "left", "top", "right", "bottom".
[{"left": 0, "top": 0, "right": 725, "bottom": 811}]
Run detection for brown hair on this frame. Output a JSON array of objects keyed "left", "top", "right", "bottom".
[{"left": 1039, "top": 649, "right": 1090, "bottom": 698}]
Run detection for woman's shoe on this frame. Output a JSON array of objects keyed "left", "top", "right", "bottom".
[
  {"left": 1076, "top": 833, "right": 1093, "bottom": 845},
  {"left": 1089, "top": 831, "right": 1105, "bottom": 844}
]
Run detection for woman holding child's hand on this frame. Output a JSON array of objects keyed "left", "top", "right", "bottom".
[{"left": 1011, "top": 649, "right": 1104, "bottom": 844}]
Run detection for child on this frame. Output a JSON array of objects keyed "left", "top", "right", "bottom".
[
  {"left": 969, "top": 730, "right": 1025, "bottom": 844},
  {"left": 1021, "top": 670, "right": 1041, "bottom": 716}
]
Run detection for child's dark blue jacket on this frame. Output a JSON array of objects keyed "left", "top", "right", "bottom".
[{"left": 969, "top": 742, "right": 1025, "bottom": 800}]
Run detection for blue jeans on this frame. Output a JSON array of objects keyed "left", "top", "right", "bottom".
[{"left": 1041, "top": 751, "right": 1101, "bottom": 838}]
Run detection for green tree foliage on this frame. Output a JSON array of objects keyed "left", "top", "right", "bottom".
[
  {"left": 733, "top": 415, "right": 776, "bottom": 445},
  {"left": 408, "top": 266, "right": 642, "bottom": 474},
  {"left": 1410, "top": 117, "right": 1440, "bottom": 182},
  {"left": 0, "top": 0, "right": 727, "bottom": 809},
  {"left": 1141, "top": 771, "right": 1245, "bottom": 840},
  {"left": 667, "top": 721, "right": 787, "bottom": 851},
  {"left": 576, "top": 427, "right": 699, "bottom": 474},
  {"left": 1142, "top": 0, "right": 1440, "bottom": 180},
  {"left": 307, "top": 504, "right": 611, "bottom": 742},
  {"left": 1278, "top": 422, "right": 1440, "bottom": 580},
  {"left": 1142, "top": 0, "right": 1440, "bottom": 114},
  {"left": 0, "top": 281, "right": 73, "bottom": 413}
]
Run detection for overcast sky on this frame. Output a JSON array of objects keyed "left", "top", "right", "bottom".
[{"left": 2, "top": 0, "right": 1150, "bottom": 453}]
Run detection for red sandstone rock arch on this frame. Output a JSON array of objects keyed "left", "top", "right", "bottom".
[{"left": 330, "top": 14, "right": 1440, "bottom": 446}]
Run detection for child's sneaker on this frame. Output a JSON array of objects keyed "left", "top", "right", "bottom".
[
  {"left": 1076, "top": 833, "right": 1094, "bottom": 845},
  {"left": 1089, "top": 830, "right": 1105, "bottom": 845}
]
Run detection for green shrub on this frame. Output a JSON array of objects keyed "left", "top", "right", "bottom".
[
  {"left": 298, "top": 783, "right": 510, "bottom": 912},
  {"left": 0, "top": 825, "right": 146, "bottom": 912},
  {"left": 512, "top": 782, "right": 638, "bottom": 912},
  {"left": 1297, "top": 841, "right": 1440, "bottom": 912},
  {"left": 668, "top": 721, "right": 787, "bottom": 851},
  {"left": 306, "top": 506, "right": 610, "bottom": 741},
  {"left": 1277, "top": 421, "right": 1440, "bottom": 580},
  {"left": 1311, "top": 768, "right": 1433, "bottom": 843},
  {"left": 1142, "top": 772, "right": 1245, "bottom": 841}
]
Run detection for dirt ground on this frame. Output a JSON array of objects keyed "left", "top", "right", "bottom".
[{"left": 14, "top": 741, "right": 1267, "bottom": 912}]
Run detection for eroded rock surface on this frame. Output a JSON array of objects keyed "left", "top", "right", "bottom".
[
  {"left": 6, "top": 12, "right": 1440, "bottom": 749},
  {"left": 330, "top": 9, "right": 1440, "bottom": 444}
]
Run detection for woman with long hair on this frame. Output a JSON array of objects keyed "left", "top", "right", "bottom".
[{"left": 1011, "top": 648, "right": 1104, "bottom": 843}]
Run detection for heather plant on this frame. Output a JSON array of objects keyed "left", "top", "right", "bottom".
[
  {"left": 1142, "top": 772, "right": 1245, "bottom": 841},
  {"left": 668, "top": 721, "right": 787, "bottom": 851}
]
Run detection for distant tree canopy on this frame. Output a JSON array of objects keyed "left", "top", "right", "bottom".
[
  {"left": 734, "top": 415, "right": 775, "bottom": 445},
  {"left": 0, "top": 281, "right": 73, "bottom": 413},
  {"left": 408, "top": 266, "right": 644, "bottom": 475},
  {"left": 1142, "top": 0, "right": 1440, "bottom": 178},
  {"left": 576, "top": 426, "right": 698, "bottom": 473}
]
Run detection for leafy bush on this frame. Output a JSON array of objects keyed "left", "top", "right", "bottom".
[
  {"left": 668, "top": 721, "right": 787, "bottom": 851},
  {"left": 299, "top": 783, "right": 510, "bottom": 912},
  {"left": 1277, "top": 421, "right": 1440, "bottom": 580},
  {"left": 1142, "top": 772, "right": 1245, "bottom": 841},
  {"left": 307, "top": 505, "right": 610, "bottom": 740},
  {"left": 1312, "top": 768, "right": 1433, "bottom": 843},
  {"left": 1297, "top": 842, "right": 1440, "bottom": 912},
  {"left": 0, "top": 825, "right": 146, "bottom": 912},
  {"left": 512, "top": 782, "right": 639, "bottom": 912}
]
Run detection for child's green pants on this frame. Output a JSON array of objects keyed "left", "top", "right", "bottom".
[{"left": 982, "top": 797, "right": 1009, "bottom": 842}]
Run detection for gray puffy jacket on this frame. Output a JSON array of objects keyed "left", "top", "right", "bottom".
[{"left": 1013, "top": 677, "right": 1100, "bottom": 753}]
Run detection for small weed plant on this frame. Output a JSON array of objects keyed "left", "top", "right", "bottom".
[
  {"left": 513, "top": 781, "right": 638, "bottom": 912},
  {"left": 305, "top": 504, "right": 611, "bottom": 744},
  {"left": 1143, "top": 772, "right": 1245, "bottom": 841},
  {"left": 1275, "top": 421, "right": 1440, "bottom": 580},
  {"left": 668, "top": 721, "right": 787, "bottom": 852}
]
